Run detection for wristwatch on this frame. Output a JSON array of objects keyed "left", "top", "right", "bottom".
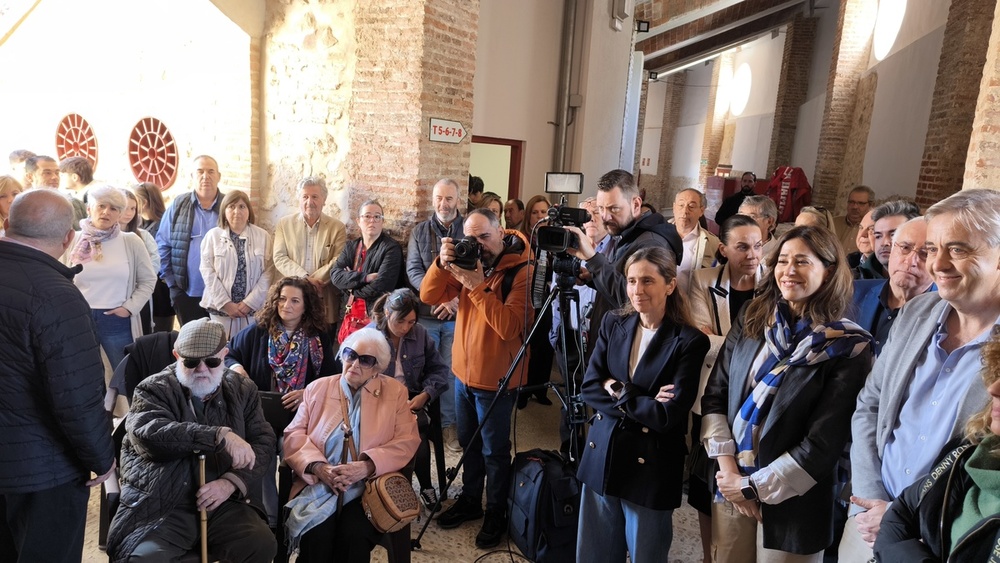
[{"left": 740, "top": 476, "right": 759, "bottom": 501}]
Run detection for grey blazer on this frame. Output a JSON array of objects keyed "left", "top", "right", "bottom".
[{"left": 850, "top": 292, "right": 990, "bottom": 503}]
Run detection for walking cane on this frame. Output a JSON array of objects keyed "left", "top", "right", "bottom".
[{"left": 199, "top": 454, "right": 208, "bottom": 563}]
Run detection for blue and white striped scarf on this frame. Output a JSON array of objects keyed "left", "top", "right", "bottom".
[{"left": 731, "top": 301, "right": 871, "bottom": 475}]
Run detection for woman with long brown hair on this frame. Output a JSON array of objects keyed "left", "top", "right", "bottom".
[
  {"left": 519, "top": 194, "right": 554, "bottom": 407},
  {"left": 701, "top": 225, "right": 874, "bottom": 561}
]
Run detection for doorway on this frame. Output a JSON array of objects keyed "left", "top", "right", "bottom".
[{"left": 470, "top": 135, "right": 524, "bottom": 202}]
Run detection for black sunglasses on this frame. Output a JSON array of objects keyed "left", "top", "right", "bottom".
[
  {"left": 342, "top": 347, "right": 378, "bottom": 369},
  {"left": 181, "top": 356, "right": 224, "bottom": 369}
]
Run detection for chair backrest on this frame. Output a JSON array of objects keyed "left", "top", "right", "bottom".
[{"left": 113, "top": 331, "right": 179, "bottom": 403}]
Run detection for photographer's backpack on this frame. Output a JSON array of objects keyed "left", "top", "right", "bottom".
[{"left": 507, "top": 449, "right": 580, "bottom": 562}]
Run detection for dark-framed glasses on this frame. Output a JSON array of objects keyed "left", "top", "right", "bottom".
[
  {"left": 181, "top": 356, "right": 224, "bottom": 369},
  {"left": 892, "top": 242, "right": 928, "bottom": 262},
  {"left": 342, "top": 347, "right": 378, "bottom": 368}
]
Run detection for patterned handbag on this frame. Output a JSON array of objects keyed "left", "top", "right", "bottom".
[{"left": 339, "top": 390, "right": 419, "bottom": 533}]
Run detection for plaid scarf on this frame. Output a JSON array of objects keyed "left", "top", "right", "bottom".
[
  {"left": 268, "top": 327, "right": 323, "bottom": 393},
  {"left": 732, "top": 300, "right": 871, "bottom": 475}
]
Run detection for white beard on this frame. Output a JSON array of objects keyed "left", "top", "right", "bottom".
[{"left": 176, "top": 363, "right": 223, "bottom": 399}]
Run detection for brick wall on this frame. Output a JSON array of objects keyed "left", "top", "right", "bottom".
[
  {"left": 653, "top": 72, "right": 687, "bottom": 210},
  {"left": 918, "top": 0, "right": 996, "bottom": 205},
  {"left": 767, "top": 15, "right": 817, "bottom": 174},
  {"left": 812, "top": 0, "right": 877, "bottom": 213},
  {"left": 963, "top": 0, "right": 1000, "bottom": 191},
  {"left": 698, "top": 53, "right": 732, "bottom": 190},
  {"left": 416, "top": 0, "right": 478, "bottom": 239},
  {"left": 634, "top": 76, "right": 649, "bottom": 177},
  {"left": 262, "top": 0, "right": 357, "bottom": 229},
  {"left": 840, "top": 73, "right": 877, "bottom": 193}
]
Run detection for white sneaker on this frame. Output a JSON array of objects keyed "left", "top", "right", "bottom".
[{"left": 443, "top": 425, "right": 462, "bottom": 453}]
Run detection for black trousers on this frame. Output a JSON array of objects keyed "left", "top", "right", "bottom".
[
  {"left": 297, "top": 498, "right": 382, "bottom": 563},
  {"left": 128, "top": 500, "right": 275, "bottom": 562},
  {"left": 170, "top": 288, "right": 209, "bottom": 326},
  {"left": 0, "top": 479, "right": 90, "bottom": 563}
]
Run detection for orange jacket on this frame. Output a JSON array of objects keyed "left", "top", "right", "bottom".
[{"left": 420, "top": 229, "right": 534, "bottom": 391}]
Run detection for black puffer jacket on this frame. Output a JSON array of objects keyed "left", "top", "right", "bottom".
[
  {"left": 875, "top": 444, "right": 1000, "bottom": 563},
  {"left": 406, "top": 214, "right": 464, "bottom": 317},
  {"left": 107, "top": 366, "right": 276, "bottom": 562},
  {"left": 0, "top": 240, "right": 114, "bottom": 493}
]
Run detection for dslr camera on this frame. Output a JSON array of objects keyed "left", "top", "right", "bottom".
[{"left": 451, "top": 236, "right": 481, "bottom": 270}]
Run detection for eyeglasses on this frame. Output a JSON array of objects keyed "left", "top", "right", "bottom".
[
  {"left": 342, "top": 347, "right": 378, "bottom": 368},
  {"left": 893, "top": 242, "right": 928, "bottom": 262},
  {"left": 847, "top": 199, "right": 870, "bottom": 207},
  {"left": 360, "top": 214, "right": 384, "bottom": 222},
  {"left": 181, "top": 356, "right": 224, "bottom": 369}
]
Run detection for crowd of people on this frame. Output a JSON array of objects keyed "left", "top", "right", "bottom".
[{"left": 2, "top": 149, "right": 1000, "bottom": 563}]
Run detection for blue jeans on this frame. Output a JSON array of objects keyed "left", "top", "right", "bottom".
[
  {"left": 423, "top": 318, "right": 456, "bottom": 427},
  {"left": 92, "top": 309, "right": 133, "bottom": 371},
  {"left": 577, "top": 484, "right": 673, "bottom": 563},
  {"left": 454, "top": 378, "right": 514, "bottom": 510}
]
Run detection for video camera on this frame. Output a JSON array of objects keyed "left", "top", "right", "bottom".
[{"left": 536, "top": 199, "right": 591, "bottom": 253}]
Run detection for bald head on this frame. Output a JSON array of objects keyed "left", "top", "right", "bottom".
[{"left": 6, "top": 190, "right": 75, "bottom": 257}]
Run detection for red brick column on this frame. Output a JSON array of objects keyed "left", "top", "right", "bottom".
[
  {"left": 812, "top": 0, "right": 877, "bottom": 211},
  {"left": 917, "top": 0, "right": 996, "bottom": 206},
  {"left": 699, "top": 53, "right": 733, "bottom": 190},
  {"left": 767, "top": 15, "right": 817, "bottom": 174},
  {"left": 961, "top": 1, "right": 1000, "bottom": 192},
  {"left": 650, "top": 73, "right": 686, "bottom": 210},
  {"left": 635, "top": 77, "right": 650, "bottom": 177}
]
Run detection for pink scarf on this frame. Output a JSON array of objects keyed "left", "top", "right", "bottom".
[{"left": 70, "top": 218, "right": 120, "bottom": 265}]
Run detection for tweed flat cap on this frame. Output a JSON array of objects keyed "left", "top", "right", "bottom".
[{"left": 174, "top": 318, "right": 227, "bottom": 358}]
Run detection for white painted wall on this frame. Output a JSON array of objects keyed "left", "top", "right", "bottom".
[
  {"left": 670, "top": 61, "right": 713, "bottom": 181},
  {"left": 639, "top": 80, "right": 667, "bottom": 174},
  {"left": 0, "top": 0, "right": 251, "bottom": 196},
  {"left": 570, "top": 0, "right": 642, "bottom": 195},
  {"left": 727, "top": 33, "right": 784, "bottom": 175},
  {"left": 474, "top": 0, "right": 563, "bottom": 198},
  {"left": 862, "top": 24, "right": 945, "bottom": 199}
]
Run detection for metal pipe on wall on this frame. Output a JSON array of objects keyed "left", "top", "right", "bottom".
[{"left": 553, "top": 0, "right": 578, "bottom": 173}]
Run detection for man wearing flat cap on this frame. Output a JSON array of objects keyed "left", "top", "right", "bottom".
[{"left": 107, "top": 318, "right": 277, "bottom": 563}]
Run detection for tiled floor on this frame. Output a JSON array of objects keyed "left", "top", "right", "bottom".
[{"left": 82, "top": 384, "right": 703, "bottom": 562}]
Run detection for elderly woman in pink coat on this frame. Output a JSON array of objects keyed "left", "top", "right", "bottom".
[{"left": 283, "top": 327, "right": 419, "bottom": 562}]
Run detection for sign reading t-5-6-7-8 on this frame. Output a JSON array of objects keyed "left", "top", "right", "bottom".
[{"left": 429, "top": 118, "right": 467, "bottom": 144}]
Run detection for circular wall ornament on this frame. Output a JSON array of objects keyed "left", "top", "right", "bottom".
[
  {"left": 55, "top": 113, "right": 98, "bottom": 170},
  {"left": 128, "top": 117, "right": 178, "bottom": 190}
]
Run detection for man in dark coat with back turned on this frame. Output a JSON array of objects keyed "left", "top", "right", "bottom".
[
  {"left": 0, "top": 189, "right": 116, "bottom": 563},
  {"left": 108, "top": 318, "right": 276, "bottom": 563}
]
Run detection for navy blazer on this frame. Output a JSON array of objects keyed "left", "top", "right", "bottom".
[
  {"left": 577, "top": 312, "right": 709, "bottom": 510},
  {"left": 701, "top": 314, "right": 873, "bottom": 554}
]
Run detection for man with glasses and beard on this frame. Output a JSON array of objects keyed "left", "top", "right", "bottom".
[
  {"left": 108, "top": 318, "right": 277, "bottom": 563},
  {"left": 565, "top": 169, "right": 683, "bottom": 357}
]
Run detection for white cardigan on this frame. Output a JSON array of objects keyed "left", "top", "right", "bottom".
[
  {"left": 199, "top": 224, "right": 273, "bottom": 314},
  {"left": 62, "top": 230, "right": 157, "bottom": 340}
]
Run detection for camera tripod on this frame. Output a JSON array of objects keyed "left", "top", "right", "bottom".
[{"left": 412, "top": 279, "right": 588, "bottom": 550}]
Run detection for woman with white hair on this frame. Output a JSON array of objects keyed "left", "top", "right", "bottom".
[
  {"left": 283, "top": 327, "right": 420, "bottom": 561},
  {"left": 64, "top": 184, "right": 157, "bottom": 370}
]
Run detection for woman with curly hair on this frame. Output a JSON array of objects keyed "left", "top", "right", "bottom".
[
  {"left": 875, "top": 337, "right": 1000, "bottom": 562},
  {"left": 226, "top": 276, "right": 339, "bottom": 405}
]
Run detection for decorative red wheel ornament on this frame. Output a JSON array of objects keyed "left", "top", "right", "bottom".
[
  {"left": 128, "top": 117, "right": 178, "bottom": 190},
  {"left": 55, "top": 113, "right": 98, "bottom": 170}
]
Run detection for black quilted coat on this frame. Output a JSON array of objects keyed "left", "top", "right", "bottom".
[
  {"left": 106, "top": 366, "right": 276, "bottom": 562},
  {"left": 0, "top": 240, "right": 114, "bottom": 494}
]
